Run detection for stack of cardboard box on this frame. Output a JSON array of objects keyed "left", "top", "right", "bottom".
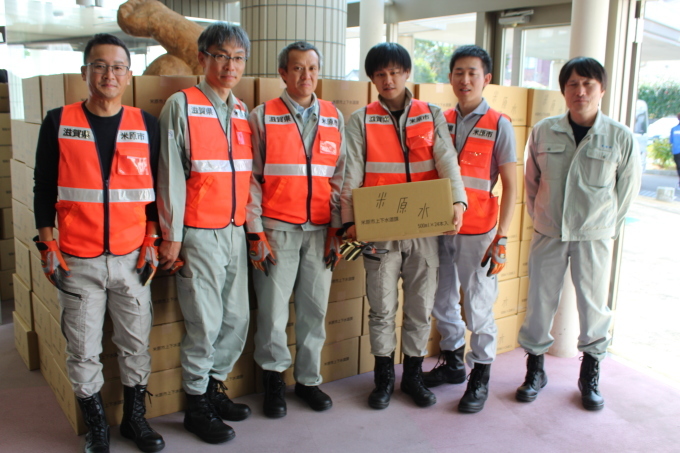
[{"left": 0, "top": 83, "right": 15, "bottom": 305}]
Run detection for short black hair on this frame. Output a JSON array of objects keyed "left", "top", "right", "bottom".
[
  {"left": 558, "top": 57, "right": 607, "bottom": 94},
  {"left": 364, "top": 42, "right": 411, "bottom": 79},
  {"left": 83, "top": 34, "right": 131, "bottom": 65},
  {"left": 448, "top": 45, "right": 492, "bottom": 75},
  {"left": 198, "top": 22, "right": 251, "bottom": 59},
  {"left": 278, "top": 41, "right": 323, "bottom": 70}
]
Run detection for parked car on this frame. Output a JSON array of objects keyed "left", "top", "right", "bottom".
[{"left": 647, "top": 116, "right": 678, "bottom": 141}]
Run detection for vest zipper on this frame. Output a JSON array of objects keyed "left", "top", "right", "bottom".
[
  {"left": 228, "top": 132, "right": 237, "bottom": 224},
  {"left": 389, "top": 114, "right": 411, "bottom": 182},
  {"left": 306, "top": 153, "right": 313, "bottom": 221}
]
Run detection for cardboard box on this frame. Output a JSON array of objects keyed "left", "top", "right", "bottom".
[
  {"left": 494, "top": 277, "right": 519, "bottom": 320},
  {"left": 315, "top": 79, "right": 369, "bottom": 121},
  {"left": 22, "top": 76, "right": 43, "bottom": 124},
  {"left": 353, "top": 179, "right": 453, "bottom": 242},
  {"left": 329, "top": 256, "right": 365, "bottom": 302},
  {"left": 30, "top": 249, "right": 60, "bottom": 320},
  {"left": 255, "top": 77, "right": 287, "bottom": 106},
  {"left": 13, "top": 273, "right": 32, "bottom": 327},
  {"left": 12, "top": 198, "right": 35, "bottom": 251},
  {"left": 513, "top": 126, "right": 527, "bottom": 165},
  {"left": 325, "top": 297, "right": 362, "bottom": 345},
  {"left": 496, "top": 313, "right": 519, "bottom": 354},
  {"left": 0, "top": 267, "right": 14, "bottom": 300},
  {"left": 498, "top": 241, "right": 519, "bottom": 282},
  {"left": 199, "top": 76, "right": 256, "bottom": 111},
  {"left": 518, "top": 276, "right": 529, "bottom": 313},
  {"left": 496, "top": 164, "right": 524, "bottom": 205},
  {"left": 519, "top": 240, "right": 531, "bottom": 278},
  {"left": 506, "top": 203, "right": 522, "bottom": 244},
  {"left": 320, "top": 336, "right": 358, "bottom": 383},
  {"left": 224, "top": 353, "right": 256, "bottom": 398},
  {"left": 0, "top": 237, "right": 15, "bottom": 270},
  {"left": 41, "top": 74, "right": 134, "bottom": 119},
  {"left": 372, "top": 81, "right": 415, "bottom": 104},
  {"left": 32, "top": 292, "right": 53, "bottom": 351},
  {"left": 149, "top": 276, "right": 184, "bottom": 326},
  {"left": 521, "top": 203, "right": 533, "bottom": 241},
  {"left": 11, "top": 159, "right": 33, "bottom": 207},
  {"left": 0, "top": 175, "right": 11, "bottom": 207},
  {"left": 414, "top": 83, "right": 457, "bottom": 112},
  {"left": 0, "top": 83, "right": 9, "bottom": 113},
  {"left": 0, "top": 206, "right": 12, "bottom": 239},
  {"left": 484, "top": 85, "right": 528, "bottom": 126},
  {"left": 10, "top": 120, "right": 40, "bottom": 168},
  {"left": 133, "top": 75, "right": 198, "bottom": 118},
  {"left": 0, "top": 113, "right": 10, "bottom": 145},
  {"left": 13, "top": 311, "right": 39, "bottom": 370},
  {"left": 527, "top": 89, "right": 566, "bottom": 126},
  {"left": 0, "top": 145, "right": 11, "bottom": 177}
]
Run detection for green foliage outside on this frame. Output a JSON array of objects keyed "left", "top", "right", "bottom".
[
  {"left": 413, "top": 39, "right": 457, "bottom": 84},
  {"left": 648, "top": 138, "right": 674, "bottom": 169},
  {"left": 638, "top": 81, "right": 680, "bottom": 120}
]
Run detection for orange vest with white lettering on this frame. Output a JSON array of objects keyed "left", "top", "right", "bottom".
[
  {"left": 182, "top": 87, "right": 252, "bottom": 228},
  {"left": 261, "top": 98, "right": 341, "bottom": 225},
  {"left": 56, "top": 103, "right": 154, "bottom": 258},
  {"left": 445, "top": 107, "right": 507, "bottom": 235},
  {"left": 364, "top": 99, "right": 439, "bottom": 187}
]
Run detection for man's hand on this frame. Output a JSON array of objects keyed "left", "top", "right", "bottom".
[
  {"left": 247, "top": 232, "right": 277, "bottom": 276},
  {"left": 159, "top": 241, "right": 182, "bottom": 270},
  {"left": 136, "top": 235, "right": 162, "bottom": 285},
  {"left": 481, "top": 234, "right": 508, "bottom": 277},
  {"left": 443, "top": 202, "right": 465, "bottom": 235},
  {"left": 324, "top": 227, "right": 344, "bottom": 271},
  {"left": 33, "top": 236, "right": 70, "bottom": 288},
  {"left": 345, "top": 224, "right": 357, "bottom": 241}
]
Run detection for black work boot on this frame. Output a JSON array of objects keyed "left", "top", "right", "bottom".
[
  {"left": 206, "top": 376, "right": 251, "bottom": 421},
  {"left": 262, "top": 370, "right": 287, "bottom": 418},
  {"left": 77, "top": 392, "right": 110, "bottom": 453},
  {"left": 294, "top": 383, "right": 333, "bottom": 411},
  {"left": 579, "top": 353, "right": 605, "bottom": 411},
  {"left": 401, "top": 355, "right": 437, "bottom": 408},
  {"left": 423, "top": 345, "right": 466, "bottom": 387},
  {"left": 120, "top": 385, "right": 165, "bottom": 452},
  {"left": 184, "top": 393, "right": 235, "bottom": 444},
  {"left": 458, "top": 363, "right": 491, "bottom": 413},
  {"left": 368, "top": 354, "right": 395, "bottom": 410},
  {"left": 516, "top": 353, "right": 548, "bottom": 402}
]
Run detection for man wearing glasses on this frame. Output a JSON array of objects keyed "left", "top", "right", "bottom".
[
  {"left": 246, "top": 41, "right": 345, "bottom": 418},
  {"left": 157, "top": 22, "right": 252, "bottom": 444},
  {"left": 33, "top": 33, "right": 165, "bottom": 452}
]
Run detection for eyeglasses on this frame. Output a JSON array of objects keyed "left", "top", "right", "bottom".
[
  {"left": 86, "top": 63, "right": 130, "bottom": 76},
  {"left": 203, "top": 51, "right": 247, "bottom": 65}
]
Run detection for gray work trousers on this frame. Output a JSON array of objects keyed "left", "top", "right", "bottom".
[
  {"left": 432, "top": 230, "right": 498, "bottom": 367},
  {"left": 59, "top": 250, "right": 152, "bottom": 398},
  {"left": 176, "top": 225, "right": 250, "bottom": 395},
  {"left": 364, "top": 237, "right": 439, "bottom": 358},
  {"left": 253, "top": 229, "right": 331, "bottom": 386},
  {"left": 518, "top": 232, "right": 614, "bottom": 362}
]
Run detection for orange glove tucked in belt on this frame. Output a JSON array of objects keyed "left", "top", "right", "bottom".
[
  {"left": 33, "top": 236, "right": 71, "bottom": 288},
  {"left": 481, "top": 234, "right": 507, "bottom": 277},
  {"left": 136, "top": 235, "right": 162, "bottom": 285},
  {"left": 324, "top": 228, "right": 344, "bottom": 272},
  {"left": 247, "top": 232, "right": 277, "bottom": 276}
]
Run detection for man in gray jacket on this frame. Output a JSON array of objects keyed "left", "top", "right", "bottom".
[{"left": 516, "top": 57, "right": 641, "bottom": 411}]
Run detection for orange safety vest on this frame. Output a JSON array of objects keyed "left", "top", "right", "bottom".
[
  {"left": 445, "top": 107, "right": 507, "bottom": 235},
  {"left": 364, "top": 99, "right": 439, "bottom": 187},
  {"left": 261, "top": 98, "right": 341, "bottom": 225},
  {"left": 56, "top": 103, "right": 154, "bottom": 258},
  {"left": 182, "top": 87, "right": 252, "bottom": 228}
]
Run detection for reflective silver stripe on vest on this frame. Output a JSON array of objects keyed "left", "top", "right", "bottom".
[
  {"left": 461, "top": 175, "right": 492, "bottom": 192},
  {"left": 58, "top": 126, "right": 95, "bottom": 142},
  {"left": 187, "top": 104, "right": 217, "bottom": 118},
  {"left": 468, "top": 127, "right": 497, "bottom": 141},
  {"left": 117, "top": 130, "right": 149, "bottom": 144},
  {"left": 447, "top": 122, "right": 455, "bottom": 135},
  {"left": 365, "top": 162, "right": 405, "bottom": 174},
  {"left": 58, "top": 187, "right": 155, "bottom": 203},
  {"left": 264, "top": 113, "right": 295, "bottom": 125},
  {"left": 109, "top": 188, "right": 155, "bottom": 202},
  {"left": 410, "top": 159, "right": 435, "bottom": 174},
  {"left": 192, "top": 159, "right": 253, "bottom": 173},
  {"left": 264, "top": 163, "right": 334, "bottom": 177}
]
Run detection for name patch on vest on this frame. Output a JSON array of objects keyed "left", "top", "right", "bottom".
[
  {"left": 118, "top": 130, "right": 149, "bottom": 143},
  {"left": 232, "top": 108, "right": 247, "bottom": 120},
  {"left": 366, "top": 115, "right": 392, "bottom": 124},
  {"left": 188, "top": 104, "right": 217, "bottom": 118},
  {"left": 59, "top": 126, "right": 93, "bottom": 141},
  {"left": 469, "top": 127, "right": 497, "bottom": 141},
  {"left": 265, "top": 114, "right": 294, "bottom": 124},
  {"left": 407, "top": 113, "right": 432, "bottom": 126},
  {"left": 320, "top": 116, "right": 339, "bottom": 128}
]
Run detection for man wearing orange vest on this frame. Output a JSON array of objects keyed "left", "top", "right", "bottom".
[
  {"left": 341, "top": 42, "right": 467, "bottom": 410},
  {"left": 424, "top": 45, "right": 517, "bottom": 414},
  {"left": 33, "top": 34, "right": 165, "bottom": 452},
  {"left": 246, "top": 41, "right": 345, "bottom": 418},
  {"left": 157, "top": 23, "right": 252, "bottom": 444}
]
